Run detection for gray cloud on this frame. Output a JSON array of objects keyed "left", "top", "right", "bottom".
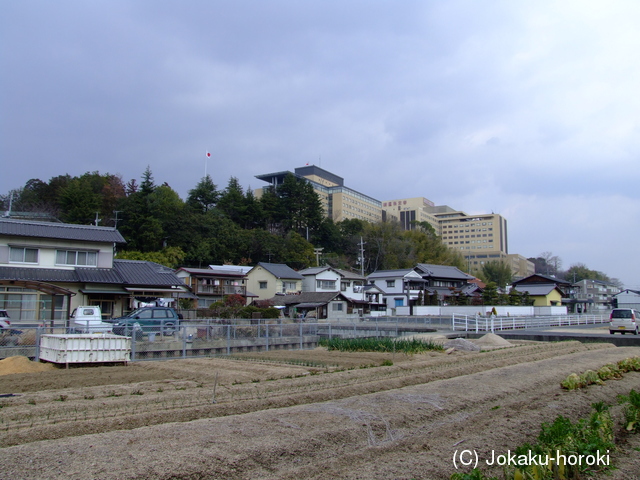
[{"left": 2, "top": 0, "right": 639, "bottom": 286}]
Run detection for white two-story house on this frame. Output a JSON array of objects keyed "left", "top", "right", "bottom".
[
  {"left": 299, "top": 266, "right": 384, "bottom": 316},
  {"left": 367, "top": 269, "right": 427, "bottom": 311}
]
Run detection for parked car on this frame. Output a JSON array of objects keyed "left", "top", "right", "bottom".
[
  {"left": 111, "top": 307, "right": 182, "bottom": 337},
  {"left": 70, "top": 306, "right": 113, "bottom": 333},
  {"left": 0, "top": 309, "right": 10, "bottom": 330},
  {"left": 609, "top": 308, "right": 639, "bottom": 335},
  {"left": 0, "top": 310, "right": 23, "bottom": 345}
]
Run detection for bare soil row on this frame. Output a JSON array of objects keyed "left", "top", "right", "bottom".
[{"left": 1, "top": 341, "right": 639, "bottom": 479}]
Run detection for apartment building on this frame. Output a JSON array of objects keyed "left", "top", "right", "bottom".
[
  {"left": 255, "top": 165, "right": 382, "bottom": 223},
  {"left": 571, "top": 279, "right": 620, "bottom": 312}
]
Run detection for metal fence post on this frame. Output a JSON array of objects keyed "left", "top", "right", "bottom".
[
  {"left": 226, "top": 325, "right": 231, "bottom": 355},
  {"left": 35, "top": 327, "right": 42, "bottom": 361},
  {"left": 299, "top": 322, "right": 303, "bottom": 350},
  {"left": 131, "top": 331, "right": 136, "bottom": 362},
  {"left": 266, "top": 323, "right": 269, "bottom": 351},
  {"left": 329, "top": 323, "right": 332, "bottom": 340},
  {"left": 182, "top": 326, "right": 187, "bottom": 359}
]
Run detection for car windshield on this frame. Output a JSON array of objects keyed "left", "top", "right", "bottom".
[
  {"left": 612, "top": 310, "right": 633, "bottom": 319},
  {"left": 125, "top": 309, "right": 153, "bottom": 318}
]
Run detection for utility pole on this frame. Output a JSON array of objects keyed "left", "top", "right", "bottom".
[
  {"left": 359, "top": 237, "right": 366, "bottom": 301},
  {"left": 112, "top": 211, "right": 122, "bottom": 229}
]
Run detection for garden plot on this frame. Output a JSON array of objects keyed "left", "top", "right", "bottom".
[{"left": 0, "top": 341, "right": 639, "bottom": 479}]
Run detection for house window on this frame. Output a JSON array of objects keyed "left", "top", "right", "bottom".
[
  {"left": 340, "top": 281, "right": 350, "bottom": 291},
  {"left": 56, "top": 250, "right": 98, "bottom": 267},
  {"left": 332, "top": 303, "right": 343, "bottom": 311},
  {"left": 9, "top": 247, "right": 38, "bottom": 264},
  {"left": 386, "top": 280, "right": 396, "bottom": 288},
  {"left": 259, "top": 281, "right": 268, "bottom": 289},
  {"left": 282, "top": 281, "right": 297, "bottom": 291},
  {"left": 317, "top": 280, "right": 336, "bottom": 290}
]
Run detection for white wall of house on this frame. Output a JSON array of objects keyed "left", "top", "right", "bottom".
[
  {"left": 302, "top": 270, "right": 340, "bottom": 293},
  {"left": 1, "top": 236, "right": 115, "bottom": 269}
]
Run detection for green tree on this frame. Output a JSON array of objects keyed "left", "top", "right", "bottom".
[
  {"left": 58, "top": 177, "right": 102, "bottom": 224},
  {"left": 508, "top": 287, "right": 523, "bottom": 306},
  {"left": 115, "top": 247, "right": 186, "bottom": 268},
  {"left": 217, "top": 177, "right": 247, "bottom": 225},
  {"left": 187, "top": 175, "right": 219, "bottom": 213},
  {"left": 479, "top": 260, "right": 513, "bottom": 289},
  {"left": 482, "top": 282, "right": 499, "bottom": 306},
  {"left": 564, "top": 263, "right": 611, "bottom": 284},
  {"left": 118, "top": 167, "right": 165, "bottom": 252},
  {"left": 281, "top": 231, "right": 315, "bottom": 269}
]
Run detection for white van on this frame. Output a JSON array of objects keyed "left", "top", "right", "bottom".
[
  {"left": 609, "top": 308, "right": 640, "bottom": 335},
  {"left": 71, "top": 306, "right": 113, "bottom": 333}
]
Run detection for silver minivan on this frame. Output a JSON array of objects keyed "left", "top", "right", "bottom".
[{"left": 609, "top": 308, "right": 640, "bottom": 335}]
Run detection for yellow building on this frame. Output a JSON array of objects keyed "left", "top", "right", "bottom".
[{"left": 245, "top": 262, "right": 303, "bottom": 301}]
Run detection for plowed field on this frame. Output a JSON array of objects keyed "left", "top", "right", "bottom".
[{"left": 1, "top": 340, "right": 639, "bottom": 479}]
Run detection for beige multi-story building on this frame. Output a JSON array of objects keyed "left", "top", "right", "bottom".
[
  {"left": 255, "top": 165, "right": 382, "bottom": 223},
  {"left": 381, "top": 200, "right": 532, "bottom": 277},
  {"left": 381, "top": 197, "right": 440, "bottom": 232}
]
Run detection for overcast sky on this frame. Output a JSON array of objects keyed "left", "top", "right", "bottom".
[{"left": 1, "top": 1, "right": 639, "bottom": 287}]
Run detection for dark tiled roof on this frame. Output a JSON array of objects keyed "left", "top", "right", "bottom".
[
  {"left": 255, "top": 262, "right": 304, "bottom": 280},
  {"left": 76, "top": 267, "right": 124, "bottom": 284},
  {"left": 415, "top": 263, "right": 474, "bottom": 280},
  {"left": 512, "top": 274, "right": 571, "bottom": 286},
  {"left": 0, "top": 261, "right": 187, "bottom": 289},
  {"left": 0, "top": 218, "right": 125, "bottom": 244},
  {"left": 113, "top": 260, "right": 185, "bottom": 286},
  {"left": 0, "top": 266, "right": 78, "bottom": 282}
]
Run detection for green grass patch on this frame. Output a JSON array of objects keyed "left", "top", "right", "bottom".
[{"left": 319, "top": 336, "right": 444, "bottom": 354}]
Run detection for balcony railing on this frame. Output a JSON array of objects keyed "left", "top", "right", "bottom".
[{"left": 195, "top": 285, "right": 246, "bottom": 296}]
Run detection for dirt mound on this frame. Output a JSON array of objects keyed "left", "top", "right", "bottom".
[
  {"left": 0, "top": 356, "right": 55, "bottom": 376},
  {"left": 474, "top": 332, "right": 513, "bottom": 347},
  {"left": 443, "top": 338, "right": 480, "bottom": 352}
]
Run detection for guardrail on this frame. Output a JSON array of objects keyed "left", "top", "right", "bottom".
[{"left": 452, "top": 314, "right": 609, "bottom": 333}]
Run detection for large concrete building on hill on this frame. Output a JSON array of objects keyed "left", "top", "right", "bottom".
[
  {"left": 255, "top": 165, "right": 382, "bottom": 223},
  {"left": 256, "top": 166, "right": 533, "bottom": 278}
]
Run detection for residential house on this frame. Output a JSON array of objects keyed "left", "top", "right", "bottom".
[
  {"left": 0, "top": 218, "right": 191, "bottom": 321},
  {"left": 414, "top": 263, "right": 475, "bottom": 303},
  {"left": 175, "top": 265, "right": 252, "bottom": 308},
  {"left": 511, "top": 274, "right": 571, "bottom": 307},
  {"left": 268, "top": 291, "right": 358, "bottom": 320},
  {"left": 299, "top": 266, "right": 384, "bottom": 315},
  {"left": 614, "top": 289, "right": 640, "bottom": 310},
  {"left": 367, "top": 269, "right": 426, "bottom": 310},
  {"left": 246, "top": 262, "right": 303, "bottom": 301},
  {"left": 511, "top": 283, "right": 564, "bottom": 306}
]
